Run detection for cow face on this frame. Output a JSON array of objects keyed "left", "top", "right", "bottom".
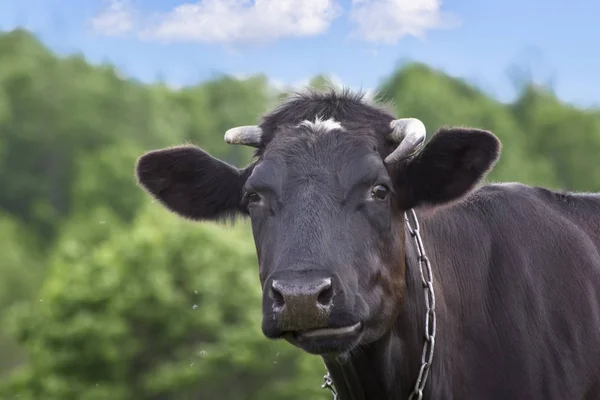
[
  {"left": 136, "top": 95, "right": 500, "bottom": 356},
  {"left": 239, "top": 121, "right": 405, "bottom": 354}
]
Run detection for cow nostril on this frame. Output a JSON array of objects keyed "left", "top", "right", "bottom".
[
  {"left": 270, "top": 283, "right": 285, "bottom": 308},
  {"left": 317, "top": 282, "right": 333, "bottom": 307},
  {"left": 270, "top": 277, "right": 334, "bottom": 310}
]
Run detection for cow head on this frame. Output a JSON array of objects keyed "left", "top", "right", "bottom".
[{"left": 135, "top": 91, "right": 500, "bottom": 356}]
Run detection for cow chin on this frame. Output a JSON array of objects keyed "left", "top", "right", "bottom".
[
  {"left": 281, "top": 321, "right": 365, "bottom": 356},
  {"left": 267, "top": 310, "right": 394, "bottom": 356},
  {"left": 261, "top": 310, "right": 366, "bottom": 356}
]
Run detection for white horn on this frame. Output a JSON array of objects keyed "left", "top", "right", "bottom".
[
  {"left": 384, "top": 118, "right": 426, "bottom": 164},
  {"left": 224, "top": 125, "right": 263, "bottom": 148}
]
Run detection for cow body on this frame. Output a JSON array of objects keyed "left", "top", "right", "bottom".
[
  {"left": 135, "top": 90, "right": 600, "bottom": 399},
  {"left": 385, "top": 183, "right": 600, "bottom": 399}
]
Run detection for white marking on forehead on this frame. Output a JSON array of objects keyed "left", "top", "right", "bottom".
[{"left": 298, "top": 117, "right": 344, "bottom": 133}]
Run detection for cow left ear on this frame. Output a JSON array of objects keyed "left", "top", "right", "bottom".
[
  {"left": 394, "top": 127, "right": 501, "bottom": 210},
  {"left": 135, "top": 145, "right": 254, "bottom": 221}
]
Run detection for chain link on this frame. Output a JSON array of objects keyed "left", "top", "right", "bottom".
[
  {"left": 320, "top": 209, "right": 437, "bottom": 400},
  {"left": 321, "top": 370, "right": 338, "bottom": 399}
]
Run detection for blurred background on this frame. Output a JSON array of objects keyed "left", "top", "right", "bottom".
[{"left": 0, "top": 0, "right": 599, "bottom": 399}]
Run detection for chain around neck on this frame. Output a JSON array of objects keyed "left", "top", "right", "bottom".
[{"left": 320, "top": 209, "right": 437, "bottom": 400}]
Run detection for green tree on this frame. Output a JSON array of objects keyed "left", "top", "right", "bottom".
[
  {"left": 2, "top": 27, "right": 600, "bottom": 400},
  {"left": 0, "top": 204, "right": 325, "bottom": 400},
  {"left": 0, "top": 212, "right": 43, "bottom": 377},
  {"left": 511, "top": 84, "right": 600, "bottom": 191},
  {"left": 0, "top": 30, "right": 273, "bottom": 244}
]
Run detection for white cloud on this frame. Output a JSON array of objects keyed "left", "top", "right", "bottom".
[
  {"left": 147, "top": 0, "right": 340, "bottom": 43},
  {"left": 349, "top": 0, "right": 458, "bottom": 44},
  {"left": 90, "top": 0, "right": 341, "bottom": 43},
  {"left": 89, "top": 0, "right": 459, "bottom": 45},
  {"left": 90, "top": 0, "right": 136, "bottom": 36}
]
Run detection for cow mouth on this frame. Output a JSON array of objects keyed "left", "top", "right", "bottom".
[
  {"left": 295, "top": 322, "right": 362, "bottom": 339},
  {"left": 282, "top": 322, "right": 363, "bottom": 355}
]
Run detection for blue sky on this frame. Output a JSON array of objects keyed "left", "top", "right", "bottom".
[{"left": 1, "top": 0, "right": 599, "bottom": 107}]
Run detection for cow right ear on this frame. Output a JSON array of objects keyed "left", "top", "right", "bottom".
[
  {"left": 135, "top": 145, "right": 253, "bottom": 221},
  {"left": 393, "top": 127, "right": 500, "bottom": 210}
]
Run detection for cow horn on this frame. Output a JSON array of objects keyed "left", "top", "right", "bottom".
[
  {"left": 224, "top": 125, "right": 263, "bottom": 148},
  {"left": 384, "top": 118, "right": 426, "bottom": 164}
]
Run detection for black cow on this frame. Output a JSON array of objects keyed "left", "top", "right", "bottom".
[{"left": 135, "top": 90, "right": 600, "bottom": 399}]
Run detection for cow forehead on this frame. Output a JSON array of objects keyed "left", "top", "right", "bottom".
[
  {"left": 266, "top": 116, "right": 377, "bottom": 154},
  {"left": 252, "top": 125, "right": 385, "bottom": 193},
  {"left": 297, "top": 116, "right": 344, "bottom": 133},
  {"left": 262, "top": 133, "right": 376, "bottom": 177}
]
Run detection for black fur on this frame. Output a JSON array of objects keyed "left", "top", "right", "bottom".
[
  {"left": 256, "top": 89, "right": 396, "bottom": 154},
  {"left": 395, "top": 126, "right": 501, "bottom": 209},
  {"left": 136, "top": 145, "right": 253, "bottom": 221},
  {"left": 135, "top": 90, "right": 600, "bottom": 400}
]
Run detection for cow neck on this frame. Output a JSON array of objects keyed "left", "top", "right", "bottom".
[
  {"left": 320, "top": 331, "right": 405, "bottom": 400},
  {"left": 318, "top": 209, "right": 438, "bottom": 400},
  {"left": 321, "top": 353, "right": 369, "bottom": 400}
]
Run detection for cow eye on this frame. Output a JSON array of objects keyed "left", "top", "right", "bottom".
[
  {"left": 246, "top": 191, "right": 261, "bottom": 204},
  {"left": 371, "top": 184, "right": 389, "bottom": 200}
]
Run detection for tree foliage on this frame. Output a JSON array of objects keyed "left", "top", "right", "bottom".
[
  {"left": 1, "top": 205, "right": 324, "bottom": 400},
  {"left": 1, "top": 28, "right": 599, "bottom": 399}
]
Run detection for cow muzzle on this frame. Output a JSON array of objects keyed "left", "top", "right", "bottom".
[
  {"left": 270, "top": 277, "right": 333, "bottom": 330},
  {"left": 262, "top": 274, "right": 364, "bottom": 355}
]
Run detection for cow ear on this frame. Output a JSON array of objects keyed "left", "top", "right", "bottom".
[
  {"left": 395, "top": 127, "right": 501, "bottom": 210},
  {"left": 135, "top": 145, "right": 252, "bottom": 221}
]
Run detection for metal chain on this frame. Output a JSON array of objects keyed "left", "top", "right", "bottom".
[
  {"left": 320, "top": 209, "right": 437, "bottom": 400},
  {"left": 406, "top": 208, "right": 437, "bottom": 400},
  {"left": 321, "top": 370, "right": 338, "bottom": 400}
]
